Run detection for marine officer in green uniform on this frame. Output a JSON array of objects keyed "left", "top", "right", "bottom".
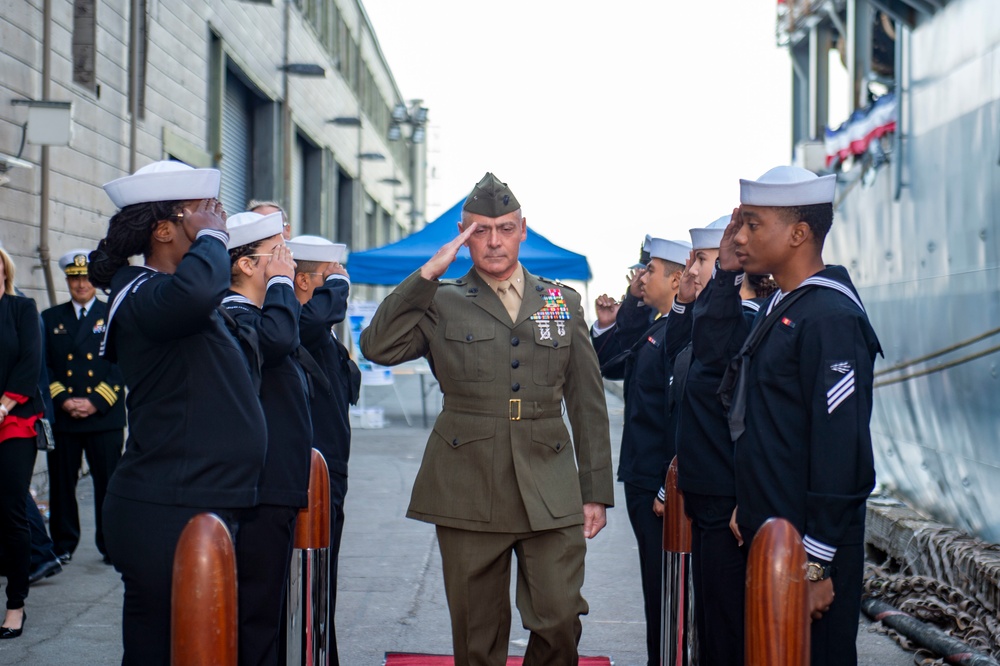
[{"left": 360, "top": 172, "right": 614, "bottom": 666}]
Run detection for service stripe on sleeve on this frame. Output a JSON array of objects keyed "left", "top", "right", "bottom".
[{"left": 827, "top": 370, "right": 855, "bottom": 414}]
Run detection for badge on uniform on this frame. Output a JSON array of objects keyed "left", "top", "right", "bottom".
[
  {"left": 53, "top": 323, "right": 67, "bottom": 335},
  {"left": 92, "top": 318, "right": 106, "bottom": 335},
  {"left": 825, "top": 360, "right": 855, "bottom": 415},
  {"left": 530, "top": 289, "right": 570, "bottom": 338}
]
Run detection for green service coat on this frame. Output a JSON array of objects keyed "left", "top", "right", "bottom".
[{"left": 360, "top": 268, "right": 615, "bottom": 533}]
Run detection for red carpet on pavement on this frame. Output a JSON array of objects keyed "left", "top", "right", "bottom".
[{"left": 384, "top": 654, "right": 612, "bottom": 665}]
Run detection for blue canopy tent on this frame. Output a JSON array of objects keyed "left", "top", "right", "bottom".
[{"left": 346, "top": 199, "right": 592, "bottom": 284}]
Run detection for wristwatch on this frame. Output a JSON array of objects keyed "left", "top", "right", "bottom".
[{"left": 806, "top": 561, "right": 834, "bottom": 581}]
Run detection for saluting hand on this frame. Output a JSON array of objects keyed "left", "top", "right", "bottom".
[
  {"left": 594, "top": 294, "right": 619, "bottom": 328},
  {"left": 677, "top": 251, "right": 698, "bottom": 304},
  {"left": 265, "top": 243, "right": 296, "bottom": 281},
  {"left": 180, "top": 198, "right": 228, "bottom": 242},
  {"left": 419, "top": 223, "right": 478, "bottom": 281},
  {"left": 718, "top": 207, "right": 743, "bottom": 272},
  {"left": 626, "top": 267, "right": 645, "bottom": 299},
  {"left": 326, "top": 261, "right": 349, "bottom": 279}
]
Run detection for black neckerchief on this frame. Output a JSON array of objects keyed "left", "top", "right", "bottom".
[{"left": 717, "top": 287, "right": 815, "bottom": 441}]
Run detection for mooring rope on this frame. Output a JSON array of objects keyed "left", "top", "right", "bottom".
[{"left": 864, "top": 563, "right": 1000, "bottom": 664}]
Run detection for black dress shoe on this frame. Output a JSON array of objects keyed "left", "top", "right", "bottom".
[
  {"left": 0, "top": 611, "right": 26, "bottom": 639},
  {"left": 55, "top": 551, "right": 71, "bottom": 564},
  {"left": 28, "top": 558, "right": 63, "bottom": 585}
]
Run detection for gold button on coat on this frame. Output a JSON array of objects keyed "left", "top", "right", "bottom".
[
  {"left": 86, "top": 387, "right": 92, "bottom": 394},
  {"left": 67, "top": 370, "right": 73, "bottom": 377},
  {"left": 67, "top": 354, "right": 73, "bottom": 360},
  {"left": 87, "top": 353, "right": 93, "bottom": 360}
]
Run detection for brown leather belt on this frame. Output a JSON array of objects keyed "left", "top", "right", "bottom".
[{"left": 442, "top": 397, "right": 563, "bottom": 421}]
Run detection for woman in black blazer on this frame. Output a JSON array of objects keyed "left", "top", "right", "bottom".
[
  {"left": 0, "top": 246, "right": 44, "bottom": 639},
  {"left": 89, "top": 162, "right": 267, "bottom": 666}
]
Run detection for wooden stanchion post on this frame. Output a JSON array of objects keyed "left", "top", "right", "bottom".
[
  {"left": 286, "top": 449, "right": 331, "bottom": 666},
  {"left": 745, "top": 517, "right": 810, "bottom": 666},
  {"left": 171, "top": 513, "right": 237, "bottom": 666},
  {"left": 662, "top": 456, "right": 696, "bottom": 665}
]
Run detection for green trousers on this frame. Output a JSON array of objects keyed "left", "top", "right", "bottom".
[{"left": 435, "top": 524, "right": 589, "bottom": 666}]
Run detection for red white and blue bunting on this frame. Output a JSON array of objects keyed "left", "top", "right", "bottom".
[{"left": 824, "top": 93, "right": 897, "bottom": 167}]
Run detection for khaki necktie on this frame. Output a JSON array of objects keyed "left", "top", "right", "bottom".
[{"left": 496, "top": 281, "right": 519, "bottom": 322}]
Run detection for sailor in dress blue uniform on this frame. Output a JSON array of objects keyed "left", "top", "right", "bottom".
[
  {"left": 286, "top": 234, "right": 357, "bottom": 666},
  {"left": 721, "top": 167, "right": 882, "bottom": 666},
  {"left": 222, "top": 211, "right": 311, "bottom": 665},
  {"left": 664, "top": 215, "right": 753, "bottom": 666},
  {"left": 90, "top": 162, "right": 267, "bottom": 666},
  {"left": 615, "top": 237, "right": 688, "bottom": 666}
]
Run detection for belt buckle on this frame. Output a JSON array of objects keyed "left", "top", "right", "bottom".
[{"left": 509, "top": 399, "right": 521, "bottom": 421}]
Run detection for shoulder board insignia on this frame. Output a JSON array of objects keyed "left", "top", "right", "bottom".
[{"left": 537, "top": 276, "right": 577, "bottom": 292}]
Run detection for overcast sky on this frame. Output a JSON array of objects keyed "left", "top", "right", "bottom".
[{"left": 362, "top": 1, "right": 801, "bottom": 302}]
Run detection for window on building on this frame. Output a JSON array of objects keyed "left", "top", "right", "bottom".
[
  {"left": 291, "top": 130, "right": 323, "bottom": 235},
  {"left": 72, "top": 0, "right": 97, "bottom": 91},
  {"left": 127, "top": 0, "right": 148, "bottom": 117}
]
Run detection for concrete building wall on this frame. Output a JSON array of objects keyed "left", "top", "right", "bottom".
[{"left": 0, "top": 0, "right": 421, "bottom": 307}]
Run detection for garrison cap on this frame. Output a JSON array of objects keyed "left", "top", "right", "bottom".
[
  {"left": 462, "top": 172, "right": 520, "bottom": 218},
  {"left": 740, "top": 166, "right": 836, "bottom": 207},
  {"left": 58, "top": 248, "right": 92, "bottom": 276}
]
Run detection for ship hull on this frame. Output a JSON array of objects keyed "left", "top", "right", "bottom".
[{"left": 824, "top": 0, "right": 1000, "bottom": 541}]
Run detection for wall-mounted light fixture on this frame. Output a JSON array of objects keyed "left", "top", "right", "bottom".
[
  {"left": 12, "top": 99, "right": 73, "bottom": 146},
  {"left": 278, "top": 63, "right": 326, "bottom": 77},
  {"left": 328, "top": 116, "right": 362, "bottom": 127}
]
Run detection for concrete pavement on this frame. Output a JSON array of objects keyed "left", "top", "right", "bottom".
[{"left": 0, "top": 370, "right": 914, "bottom": 665}]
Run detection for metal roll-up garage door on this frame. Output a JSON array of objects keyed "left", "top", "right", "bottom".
[
  {"left": 289, "top": 132, "right": 304, "bottom": 233},
  {"left": 221, "top": 71, "right": 252, "bottom": 215}
]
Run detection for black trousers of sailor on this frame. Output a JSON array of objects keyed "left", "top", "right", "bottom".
[
  {"left": 741, "top": 525, "right": 865, "bottom": 666},
  {"left": 623, "top": 483, "right": 662, "bottom": 666},
  {"left": 328, "top": 470, "right": 347, "bottom": 666},
  {"left": 103, "top": 494, "right": 245, "bottom": 666},
  {"left": 684, "top": 491, "right": 744, "bottom": 666},
  {"left": 234, "top": 503, "right": 298, "bottom": 666},
  {"left": 48, "top": 429, "right": 123, "bottom": 559}
]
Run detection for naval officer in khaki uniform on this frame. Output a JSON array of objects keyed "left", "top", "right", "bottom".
[{"left": 361, "top": 173, "right": 614, "bottom": 666}]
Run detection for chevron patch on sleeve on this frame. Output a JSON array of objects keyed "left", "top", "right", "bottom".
[{"left": 826, "top": 361, "right": 855, "bottom": 414}]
